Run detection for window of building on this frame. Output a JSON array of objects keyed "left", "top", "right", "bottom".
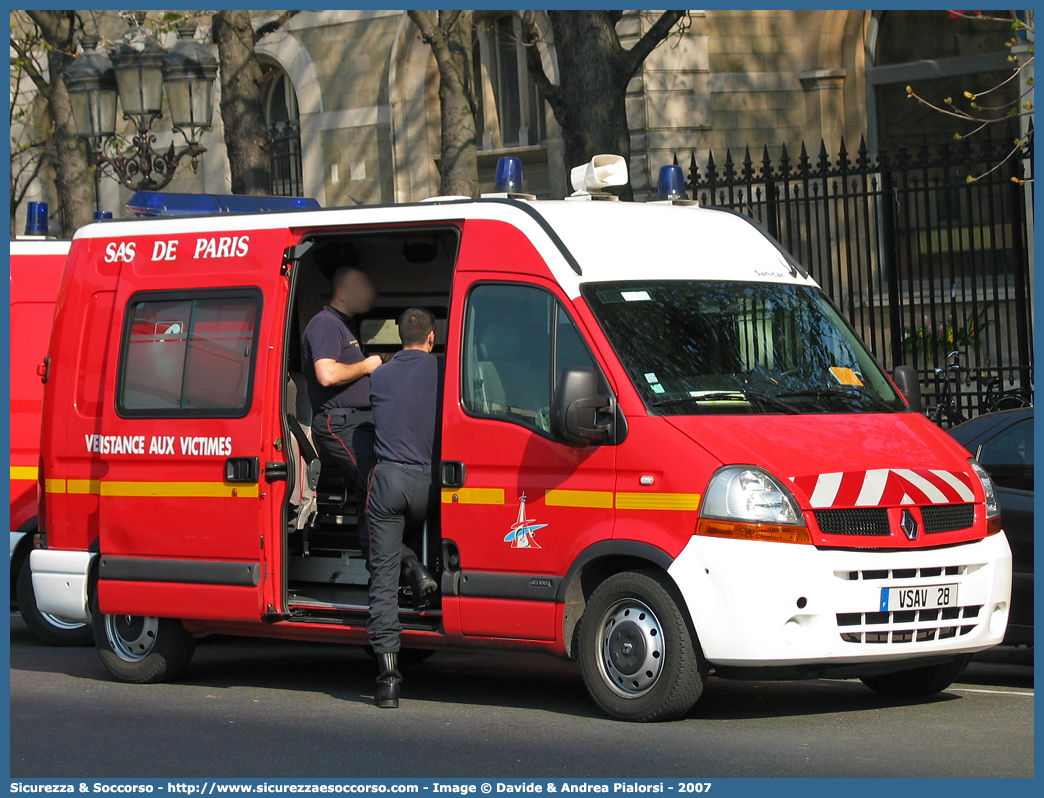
[
  {"left": 260, "top": 63, "right": 304, "bottom": 197},
  {"left": 118, "top": 291, "right": 261, "bottom": 417},
  {"left": 461, "top": 283, "right": 595, "bottom": 434},
  {"left": 871, "top": 10, "right": 1019, "bottom": 155},
  {"left": 473, "top": 15, "right": 547, "bottom": 152}
]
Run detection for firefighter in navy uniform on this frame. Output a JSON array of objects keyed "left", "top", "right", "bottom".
[
  {"left": 302, "top": 265, "right": 383, "bottom": 558},
  {"left": 367, "top": 307, "right": 440, "bottom": 708}
]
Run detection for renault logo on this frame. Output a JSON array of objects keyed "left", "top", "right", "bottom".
[{"left": 900, "top": 509, "right": 919, "bottom": 541}]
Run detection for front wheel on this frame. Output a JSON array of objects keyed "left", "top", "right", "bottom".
[
  {"left": 91, "top": 591, "right": 196, "bottom": 683},
  {"left": 860, "top": 654, "right": 970, "bottom": 697},
  {"left": 578, "top": 570, "right": 708, "bottom": 722},
  {"left": 16, "top": 555, "right": 94, "bottom": 647}
]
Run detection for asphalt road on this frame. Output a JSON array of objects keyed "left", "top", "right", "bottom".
[{"left": 9, "top": 614, "right": 1034, "bottom": 779}]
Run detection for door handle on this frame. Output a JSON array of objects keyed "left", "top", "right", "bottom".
[
  {"left": 440, "top": 461, "right": 466, "bottom": 489},
  {"left": 226, "top": 457, "right": 260, "bottom": 483}
]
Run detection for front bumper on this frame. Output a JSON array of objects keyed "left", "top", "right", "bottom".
[{"left": 668, "top": 531, "right": 1012, "bottom": 669}]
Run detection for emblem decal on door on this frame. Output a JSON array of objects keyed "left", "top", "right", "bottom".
[{"left": 504, "top": 493, "right": 548, "bottom": 549}]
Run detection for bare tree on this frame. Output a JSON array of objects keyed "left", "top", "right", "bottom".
[
  {"left": 212, "top": 11, "right": 270, "bottom": 196},
  {"left": 905, "top": 11, "right": 1033, "bottom": 183},
  {"left": 11, "top": 11, "right": 95, "bottom": 235},
  {"left": 10, "top": 22, "right": 51, "bottom": 234},
  {"left": 522, "top": 10, "right": 687, "bottom": 200},
  {"left": 407, "top": 10, "right": 479, "bottom": 198}
]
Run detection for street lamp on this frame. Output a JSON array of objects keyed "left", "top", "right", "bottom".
[{"left": 63, "top": 15, "right": 218, "bottom": 191}]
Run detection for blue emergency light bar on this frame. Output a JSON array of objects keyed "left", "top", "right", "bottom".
[
  {"left": 494, "top": 156, "right": 524, "bottom": 193},
  {"left": 657, "top": 165, "right": 687, "bottom": 200},
  {"left": 126, "top": 191, "right": 320, "bottom": 217}
]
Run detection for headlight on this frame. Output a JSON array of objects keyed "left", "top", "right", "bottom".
[
  {"left": 697, "top": 466, "right": 811, "bottom": 544},
  {"left": 702, "top": 466, "right": 803, "bottom": 525},
  {"left": 969, "top": 458, "right": 1002, "bottom": 534}
]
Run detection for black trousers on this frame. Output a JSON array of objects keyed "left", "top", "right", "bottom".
[
  {"left": 311, "top": 408, "right": 376, "bottom": 555},
  {"left": 366, "top": 461, "right": 433, "bottom": 654}
]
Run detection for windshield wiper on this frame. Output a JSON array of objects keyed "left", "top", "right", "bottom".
[
  {"left": 653, "top": 389, "right": 801, "bottom": 415},
  {"left": 776, "top": 386, "right": 896, "bottom": 413}
]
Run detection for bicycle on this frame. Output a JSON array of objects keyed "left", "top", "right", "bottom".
[
  {"left": 980, "top": 375, "right": 1033, "bottom": 413},
  {"left": 927, "top": 351, "right": 969, "bottom": 428}
]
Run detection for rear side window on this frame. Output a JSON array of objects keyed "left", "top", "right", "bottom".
[
  {"left": 117, "top": 290, "right": 262, "bottom": 418},
  {"left": 978, "top": 418, "right": 1033, "bottom": 492}
]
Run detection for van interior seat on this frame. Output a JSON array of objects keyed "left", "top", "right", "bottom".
[
  {"left": 477, "top": 324, "right": 549, "bottom": 420},
  {"left": 286, "top": 372, "right": 318, "bottom": 529}
]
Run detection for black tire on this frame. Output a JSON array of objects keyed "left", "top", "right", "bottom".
[
  {"left": 15, "top": 554, "right": 94, "bottom": 647},
  {"left": 91, "top": 590, "right": 196, "bottom": 684},
  {"left": 578, "top": 569, "right": 708, "bottom": 722},
  {"left": 860, "top": 654, "right": 971, "bottom": 697}
]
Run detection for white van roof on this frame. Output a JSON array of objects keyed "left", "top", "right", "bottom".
[{"left": 71, "top": 199, "right": 817, "bottom": 299}]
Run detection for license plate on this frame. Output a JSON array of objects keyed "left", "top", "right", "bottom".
[{"left": 880, "top": 584, "right": 959, "bottom": 612}]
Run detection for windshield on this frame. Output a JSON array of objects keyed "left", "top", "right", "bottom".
[{"left": 582, "top": 281, "right": 905, "bottom": 415}]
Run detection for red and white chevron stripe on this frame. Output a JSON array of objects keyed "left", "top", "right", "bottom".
[{"left": 790, "top": 468, "right": 976, "bottom": 508}]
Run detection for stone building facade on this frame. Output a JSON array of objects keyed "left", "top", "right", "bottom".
[{"left": 16, "top": 9, "right": 1029, "bottom": 226}]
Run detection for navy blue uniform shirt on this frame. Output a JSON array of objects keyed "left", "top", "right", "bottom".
[
  {"left": 370, "top": 348, "right": 438, "bottom": 465},
  {"left": 301, "top": 304, "right": 371, "bottom": 413}
]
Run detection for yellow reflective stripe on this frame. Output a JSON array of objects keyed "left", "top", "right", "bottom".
[
  {"left": 67, "top": 479, "right": 102, "bottom": 495},
  {"left": 616, "top": 492, "right": 701, "bottom": 511},
  {"left": 544, "top": 489, "right": 614, "bottom": 509},
  {"left": 10, "top": 466, "right": 38, "bottom": 481},
  {"left": 44, "top": 480, "right": 258, "bottom": 498},
  {"left": 441, "top": 487, "right": 505, "bottom": 505},
  {"left": 441, "top": 487, "right": 699, "bottom": 511}
]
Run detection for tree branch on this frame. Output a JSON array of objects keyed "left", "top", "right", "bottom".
[
  {"left": 620, "top": 10, "right": 686, "bottom": 78},
  {"left": 408, "top": 10, "right": 447, "bottom": 57},
  {"left": 439, "top": 10, "right": 462, "bottom": 34},
  {"left": 25, "top": 10, "right": 61, "bottom": 42},
  {"left": 254, "top": 10, "right": 301, "bottom": 43},
  {"left": 520, "top": 11, "right": 561, "bottom": 104},
  {"left": 10, "top": 38, "right": 49, "bottom": 93}
]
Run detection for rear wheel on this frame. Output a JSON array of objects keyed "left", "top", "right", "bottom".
[
  {"left": 860, "top": 654, "right": 971, "bottom": 697},
  {"left": 578, "top": 570, "right": 707, "bottom": 722},
  {"left": 91, "top": 591, "right": 196, "bottom": 683},
  {"left": 15, "top": 553, "right": 93, "bottom": 646}
]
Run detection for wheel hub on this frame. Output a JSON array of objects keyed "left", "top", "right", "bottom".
[
  {"left": 597, "top": 600, "right": 664, "bottom": 698},
  {"left": 105, "top": 614, "right": 160, "bottom": 662}
]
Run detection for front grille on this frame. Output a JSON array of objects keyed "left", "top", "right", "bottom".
[
  {"left": 837, "top": 605, "right": 983, "bottom": 644},
  {"left": 815, "top": 508, "right": 890, "bottom": 536},
  {"left": 922, "top": 503, "right": 975, "bottom": 534},
  {"left": 834, "top": 565, "right": 975, "bottom": 581}
]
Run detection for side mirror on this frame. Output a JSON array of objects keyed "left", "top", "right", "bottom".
[
  {"left": 893, "top": 365, "right": 922, "bottom": 411},
  {"left": 550, "top": 368, "right": 611, "bottom": 447}
]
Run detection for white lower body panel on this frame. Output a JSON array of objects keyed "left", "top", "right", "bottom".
[
  {"left": 30, "top": 549, "right": 95, "bottom": 623},
  {"left": 668, "top": 532, "right": 1012, "bottom": 669}
]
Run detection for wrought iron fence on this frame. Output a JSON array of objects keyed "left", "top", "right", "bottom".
[
  {"left": 270, "top": 120, "right": 303, "bottom": 197},
  {"left": 684, "top": 123, "right": 1033, "bottom": 421}
]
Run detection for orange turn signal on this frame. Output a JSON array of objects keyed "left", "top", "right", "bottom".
[
  {"left": 696, "top": 518, "right": 813, "bottom": 545},
  {"left": 986, "top": 515, "right": 1003, "bottom": 535}
]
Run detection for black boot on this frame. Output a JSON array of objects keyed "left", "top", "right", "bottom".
[
  {"left": 401, "top": 555, "right": 438, "bottom": 611},
  {"left": 375, "top": 652, "right": 401, "bottom": 709}
]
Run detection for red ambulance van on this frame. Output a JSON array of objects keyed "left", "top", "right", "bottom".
[
  {"left": 10, "top": 239, "right": 92, "bottom": 645},
  {"left": 33, "top": 161, "right": 1012, "bottom": 721}
]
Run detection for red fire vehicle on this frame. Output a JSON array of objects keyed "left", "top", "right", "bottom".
[
  {"left": 10, "top": 239, "right": 93, "bottom": 644},
  {"left": 33, "top": 160, "right": 1012, "bottom": 721}
]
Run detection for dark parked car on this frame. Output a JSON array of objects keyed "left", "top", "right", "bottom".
[{"left": 950, "top": 407, "right": 1033, "bottom": 645}]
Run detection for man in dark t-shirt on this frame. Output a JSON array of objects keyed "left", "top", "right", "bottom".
[
  {"left": 302, "top": 266, "right": 382, "bottom": 555},
  {"left": 366, "top": 307, "right": 439, "bottom": 709}
]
